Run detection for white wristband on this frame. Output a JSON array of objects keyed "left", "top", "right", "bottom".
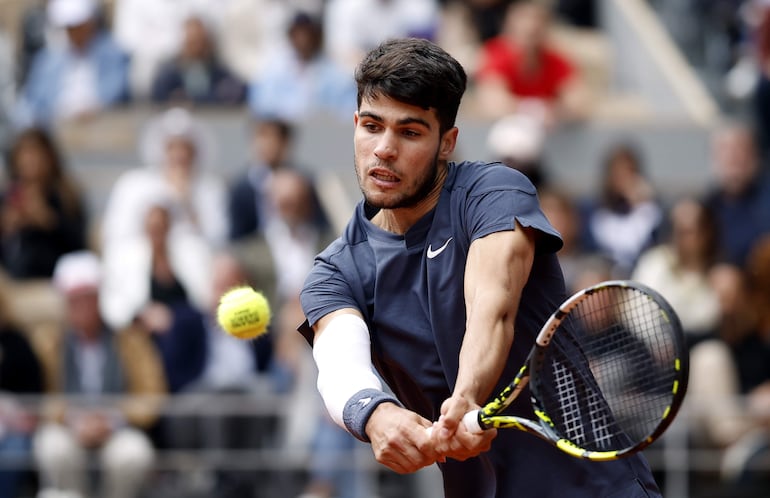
[{"left": 312, "top": 313, "right": 384, "bottom": 429}]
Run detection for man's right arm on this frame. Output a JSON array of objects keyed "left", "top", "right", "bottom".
[{"left": 311, "top": 308, "right": 440, "bottom": 473}]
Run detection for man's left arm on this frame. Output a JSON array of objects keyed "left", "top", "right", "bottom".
[{"left": 431, "top": 222, "right": 535, "bottom": 459}]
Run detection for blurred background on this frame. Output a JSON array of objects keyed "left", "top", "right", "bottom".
[{"left": 0, "top": 0, "right": 769, "bottom": 497}]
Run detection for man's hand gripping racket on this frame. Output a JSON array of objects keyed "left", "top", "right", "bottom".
[{"left": 431, "top": 280, "right": 688, "bottom": 462}]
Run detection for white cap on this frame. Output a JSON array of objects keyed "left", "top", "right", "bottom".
[
  {"left": 139, "top": 107, "right": 215, "bottom": 168},
  {"left": 48, "top": 0, "right": 97, "bottom": 28},
  {"left": 53, "top": 250, "right": 102, "bottom": 295},
  {"left": 486, "top": 114, "right": 545, "bottom": 163}
]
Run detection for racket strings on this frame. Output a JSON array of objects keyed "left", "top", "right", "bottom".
[
  {"left": 550, "top": 361, "right": 615, "bottom": 448},
  {"left": 533, "top": 287, "right": 680, "bottom": 452}
]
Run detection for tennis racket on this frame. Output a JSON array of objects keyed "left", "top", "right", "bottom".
[{"left": 441, "top": 280, "right": 688, "bottom": 462}]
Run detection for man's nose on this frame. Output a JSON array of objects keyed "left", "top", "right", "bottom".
[{"left": 373, "top": 131, "right": 398, "bottom": 161}]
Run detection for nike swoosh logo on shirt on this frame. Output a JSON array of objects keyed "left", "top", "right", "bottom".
[{"left": 427, "top": 237, "right": 453, "bottom": 259}]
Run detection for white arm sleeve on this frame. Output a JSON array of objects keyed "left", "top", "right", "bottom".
[{"left": 312, "top": 313, "right": 383, "bottom": 428}]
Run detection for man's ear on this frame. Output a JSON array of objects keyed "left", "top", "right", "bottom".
[{"left": 439, "top": 127, "right": 459, "bottom": 160}]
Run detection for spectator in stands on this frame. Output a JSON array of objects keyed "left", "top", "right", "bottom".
[
  {"left": 100, "top": 107, "right": 228, "bottom": 248},
  {"left": 751, "top": 1, "right": 770, "bottom": 162},
  {"left": 154, "top": 250, "right": 277, "bottom": 495},
  {"left": 688, "top": 255, "right": 770, "bottom": 492},
  {"left": 198, "top": 251, "right": 273, "bottom": 395},
  {"left": 0, "top": 127, "right": 87, "bottom": 279},
  {"left": 112, "top": 0, "right": 201, "bottom": 99},
  {"left": 715, "top": 255, "right": 770, "bottom": 390},
  {"left": 233, "top": 169, "right": 334, "bottom": 376},
  {"left": 582, "top": 141, "right": 663, "bottom": 277},
  {"left": 265, "top": 169, "right": 334, "bottom": 311},
  {"left": 33, "top": 250, "right": 165, "bottom": 498},
  {"left": 741, "top": 235, "right": 770, "bottom": 482},
  {"left": 324, "top": 0, "right": 441, "bottom": 72},
  {"left": 686, "top": 264, "right": 757, "bottom": 460},
  {"left": 229, "top": 117, "right": 327, "bottom": 241},
  {"left": 459, "top": 0, "right": 515, "bottom": 42},
  {"left": 257, "top": 169, "right": 362, "bottom": 498},
  {"left": 703, "top": 121, "right": 770, "bottom": 267},
  {"left": 485, "top": 113, "right": 548, "bottom": 189},
  {"left": 248, "top": 12, "right": 356, "bottom": 123},
  {"left": 474, "top": 0, "right": 590, "bottom": 126},
  {"left": 299, "top": 412, "right": 374, "bottom": 498},
  {"left": 717, "top": 0, "right": 760, "bottom": 102},
  {"left": 113, "top": 0, "right": 323, "bottom": 99},
  {"left": 632, "top": 198, "right": 721, "bottom": 347},
  {"left": 232, "top": 167, "right": 333, "bottom": 397},
  {"left": 229, "top": 118, "right": 292, "bottom": 241},
  {"left": 746, "top": 235, "right": 770, "bottom": 374},
  {"left": 151, "top": 14, "right": 246, "bottom": 106},
  {"left": 719, "top": 235, "right": 770, "bottom": 491},
  {"left": 538, "top": 187, "right": 592, "bottom": 294},
  {"left": 555, "top": 0, "right": 597, "bottom": 28},
  {"left": 568, "top": 251, "right": 614, "bottom": 300},
  {"left": 101, "top": 202, "right": 210, "bottom": 393},
  {"left": 16, "top": 1, "right": 48, "bottom": 86},
  {"left": 15, "top": 0, "right": 129, "bottom": 127},
  {"left": 0, "top": 284, "right": 44, "bottom": 498},
  {"left": 216, "top": 0, "right": 325, "bottom": 84}
]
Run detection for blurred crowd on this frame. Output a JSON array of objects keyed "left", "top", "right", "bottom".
[
  {"left": 0, "top": 0, "right": 768, "bottom": 497},
  {"left": 652, "top": 0, "right": 770, "bottom": 163}
]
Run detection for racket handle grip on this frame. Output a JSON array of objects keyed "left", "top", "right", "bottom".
[{"left": 425, "top": 409, "right": 483, "bottom": 437}]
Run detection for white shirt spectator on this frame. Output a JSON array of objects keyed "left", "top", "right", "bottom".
[
  {"left": 55, "top": 56, "right": 100, "bottom": 119},
  {"left": 100, "top": 108, "right": 229, "bottom": 247},
  {"left": 632, "top": 245, "right": 721, "bottom": 337},
  {"left": 100, "top": 167, "right": 228, "bottom": 248},
  {"left": 113, "top": 0, "right": 214, "bottom": 98},
  {"left": 216, "top": 0, "right": 324, "bottom": 82},
  {"left": 199, "top": 317, "right": 258, "bottom": 389},
  {"left": 589, "top": 200, "right": 662, "bottom": 272},
  {"left": 324, "top": 0, "right": 441, "bottom": 72},
  {"left": 265, "top": 218, "right": 319, "bottom": 300},
  {"left": 100, "top": 222, "right": 213, "bottom": 329}
]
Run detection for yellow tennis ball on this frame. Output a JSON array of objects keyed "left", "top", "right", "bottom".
[{"left": 217, "top": 286, "right": 271, "bottom": 340}]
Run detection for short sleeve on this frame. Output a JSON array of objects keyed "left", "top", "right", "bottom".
[
  {"left": 465, "top": 165, "right": 563, "bottom": 253},
  {"left": 298, "top": 246, "right": 361, "bottom": 344}
]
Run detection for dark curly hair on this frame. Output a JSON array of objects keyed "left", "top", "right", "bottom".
[{"left": 355, "top": 38, "right": 467, "bottom": 134}]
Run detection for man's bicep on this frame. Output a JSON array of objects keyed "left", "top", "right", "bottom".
[{"left": 465, "top": 223, "right": 536, "bottom": 309}]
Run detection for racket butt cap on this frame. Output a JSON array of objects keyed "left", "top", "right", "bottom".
[
  {"left": 463, "top": 410, "right": 483, "bottom": 433},
  {"left": 425, "top": 409, "right": 483, "bottom": 436}
]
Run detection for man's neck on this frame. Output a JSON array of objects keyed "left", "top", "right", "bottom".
[{"left": 371, "top": 165, "right": 448, "bottom": 235}]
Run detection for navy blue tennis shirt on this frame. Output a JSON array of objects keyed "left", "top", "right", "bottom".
[{"left": 299, "top": 161, "right": 661, "bottom": 498}]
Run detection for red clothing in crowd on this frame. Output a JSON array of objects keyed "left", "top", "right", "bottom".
[{"left": 476, "top": 37, "right": 575, "bottom": 100}]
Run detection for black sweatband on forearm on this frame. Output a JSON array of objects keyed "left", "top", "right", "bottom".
[{"left": 343, "top": 388, "right": 402, "bottom": 442}]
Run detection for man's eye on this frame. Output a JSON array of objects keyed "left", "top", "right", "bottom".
[{"left": 402, "top": 130, "right": 420, "bottom": 137}]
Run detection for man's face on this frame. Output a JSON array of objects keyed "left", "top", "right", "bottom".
[
  {"left": 506, "top": 3, "right": 549, "bottom": 52},
  {"left": 65, "top": 20, "right": 96, "bottom": 52},
  {"left": 353, "top": 95, "right": 456, "bottom": 210},
  {"left": 252, "top": 123, "right": 287, "bottom": 168},
  {"left": 66, "top": 290, "right": 102, "bottom": 340},
  {"left": 712, "top": 127, "right": 758, "bottom": 196}
]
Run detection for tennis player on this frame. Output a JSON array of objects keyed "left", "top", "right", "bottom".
[{"left": 298, "top": 38, "right": 661, "bottom": 497}]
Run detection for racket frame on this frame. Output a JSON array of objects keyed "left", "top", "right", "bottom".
[{"left": 470, "top": 280, "right": 688, "bottom": 461}]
